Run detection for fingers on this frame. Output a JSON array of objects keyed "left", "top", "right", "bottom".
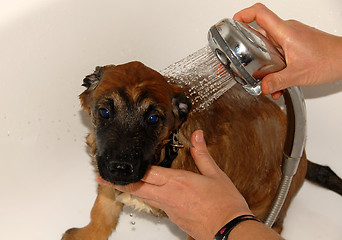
[
  {"left": 96, "top": 172, "right": 154, "bottom": 192},
  {"left": 190, "top": 130, "right": 222, "bottom": 176},
  {"left": 233, "top": 3, "right": 283, "bottom": 28},
  {"left": 234, "top": 3, "right": 295, "bottom": 96},
  {"left": 96, "top": 166, "right": 180, "bottom": 201},
  {"left": 97, "top": 174, "right": 145, "bottom": 193},
  {"left": 98, "top": 166, "right": 171, "bottom": 188},
  {"left": 233, "top": 3, "right": 285, "bottom": 44},
  {"left": 101, "top": 175, "right": 164, "bottom": 206},
  {"left": 113, "top": 181, "right": 169, "bottom": 211},
  {"left": 113, "top": 180, "right": 145, "bottom": 194}
]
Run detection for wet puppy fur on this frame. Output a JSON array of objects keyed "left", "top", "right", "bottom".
[{"left": 62, "top": 61, "right": 307, "bottom": 240}]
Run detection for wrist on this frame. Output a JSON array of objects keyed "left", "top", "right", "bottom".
[
  {"left": 325, "top": 35, "right": 342, "bottom": 83},
  {"left": 214, "top": 215, "right": 261, "bottom": 240},
  {"left": 335, "top": 36, "right": 342, "bottom": 80},
  {"left": 228, "top": 220, "right": 284, "bottom": 240},
  {"left": 208, "top": 196, "right": 253, "bottom": 240}
]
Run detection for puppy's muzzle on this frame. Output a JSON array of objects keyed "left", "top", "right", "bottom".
[{"left": 97, "top": 147, "right": 150, "bottom": 185}]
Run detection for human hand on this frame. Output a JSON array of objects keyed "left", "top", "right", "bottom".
[
  {"left": 97, "top": 130, "right": 251, "bottom": 240},
  {"left": 233, "top": 3, "right": 342, "bottom": 99}
]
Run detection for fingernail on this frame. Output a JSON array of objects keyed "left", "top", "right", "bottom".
[{"left": 195, "top": 130, "right": 204, "bottom": 143}]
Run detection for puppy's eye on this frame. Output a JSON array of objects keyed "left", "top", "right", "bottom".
[
  {"left": 99, "top": 108, "right": 110, "bottom": 119},
  {"left": 147, "top": 114, "right": 159, "bottom": 124}
]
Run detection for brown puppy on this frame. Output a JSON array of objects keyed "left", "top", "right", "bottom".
[{"left": 62, "top": 61, "right": 307, "bottom": 240}]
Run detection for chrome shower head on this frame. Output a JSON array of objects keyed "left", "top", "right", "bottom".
[{"left": 208, "top": 18, "right": 286, "bottom": 95}]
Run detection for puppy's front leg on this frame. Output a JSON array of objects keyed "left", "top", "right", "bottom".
[{"left": 62, "top": 184, "right": 123, "bottom": 240}]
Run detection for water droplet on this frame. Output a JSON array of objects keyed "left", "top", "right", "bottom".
[
  {"left": 130, "top": 221, "right": 136, "bottom": 225},
  {"left": 129, "top": 213, "right": 134, "bottom": 217}
]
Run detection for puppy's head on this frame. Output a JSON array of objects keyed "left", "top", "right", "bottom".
[{"left": 80, "top": 61, "right": 191, "bottom": 185}]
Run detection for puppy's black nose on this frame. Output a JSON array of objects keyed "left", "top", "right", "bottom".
[{"left": 109, "top": 161, "right": 134, "bottom": 176}]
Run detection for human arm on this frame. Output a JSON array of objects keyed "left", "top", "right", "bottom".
[
  {"left": 233, "top": 3, "right": 342, "bottom": 99},
  {"left": 98, "top": 130, "right": 283, "bottom": 240}
]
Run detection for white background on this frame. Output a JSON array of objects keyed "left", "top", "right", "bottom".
[{"left": 0, "top": 0, "right": 341, "bottom": 239}]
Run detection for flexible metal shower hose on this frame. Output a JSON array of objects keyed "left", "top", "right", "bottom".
[{"left": 264, "top": 86, "right": 306, "bottom": 227}]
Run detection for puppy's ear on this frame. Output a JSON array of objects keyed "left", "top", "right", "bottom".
[
  {"left": 172, "top": 92, "right": 191, "bottom": 123},
  {"left": 82, "top": 66, "right": 104, "bottom": 90},
  {"left": 79, "top": 66, "right": 104, "bottom": 114}
]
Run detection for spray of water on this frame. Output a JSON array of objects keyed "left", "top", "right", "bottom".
[{"left": 160, "top": 45, "right": 236, "bottom": 112}]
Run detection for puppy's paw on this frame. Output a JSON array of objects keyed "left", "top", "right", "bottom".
[
  {"left": 61, "top": 228, "right": 83, "bottom": 240},
  {"left": 62, "top": 227, "right": 110, "bottom": 240}
]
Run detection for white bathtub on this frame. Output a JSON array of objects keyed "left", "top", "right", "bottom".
[{"left": 1, "top": 0, "right": 341, "bottom": 239}]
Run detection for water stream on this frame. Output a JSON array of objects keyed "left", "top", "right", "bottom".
[{"left": 160, "top": 45, "right": 236, "bottom": 112}]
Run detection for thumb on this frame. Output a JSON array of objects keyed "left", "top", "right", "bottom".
[
  {"left": 261, "top": 68, "right": 295, "bottom": 94},
  {"left": 190, "top": 130, "right": 222, "bottom": 176}
]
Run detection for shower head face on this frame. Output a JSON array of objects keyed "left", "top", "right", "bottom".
[{"left": 208, "top": 18, "right": 286, "bottom": 95}]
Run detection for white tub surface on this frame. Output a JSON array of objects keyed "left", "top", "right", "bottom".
[{"left": 1, "top": 0, "right": 341, "bottom": 239}]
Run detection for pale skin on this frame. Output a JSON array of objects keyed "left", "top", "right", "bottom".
[{"left": 98, "top": 3, "right": 342, "bottom": 240}]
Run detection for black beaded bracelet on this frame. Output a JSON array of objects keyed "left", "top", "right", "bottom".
[{"left": 214, "top": 214, "right": 261, "bottom": 240}]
